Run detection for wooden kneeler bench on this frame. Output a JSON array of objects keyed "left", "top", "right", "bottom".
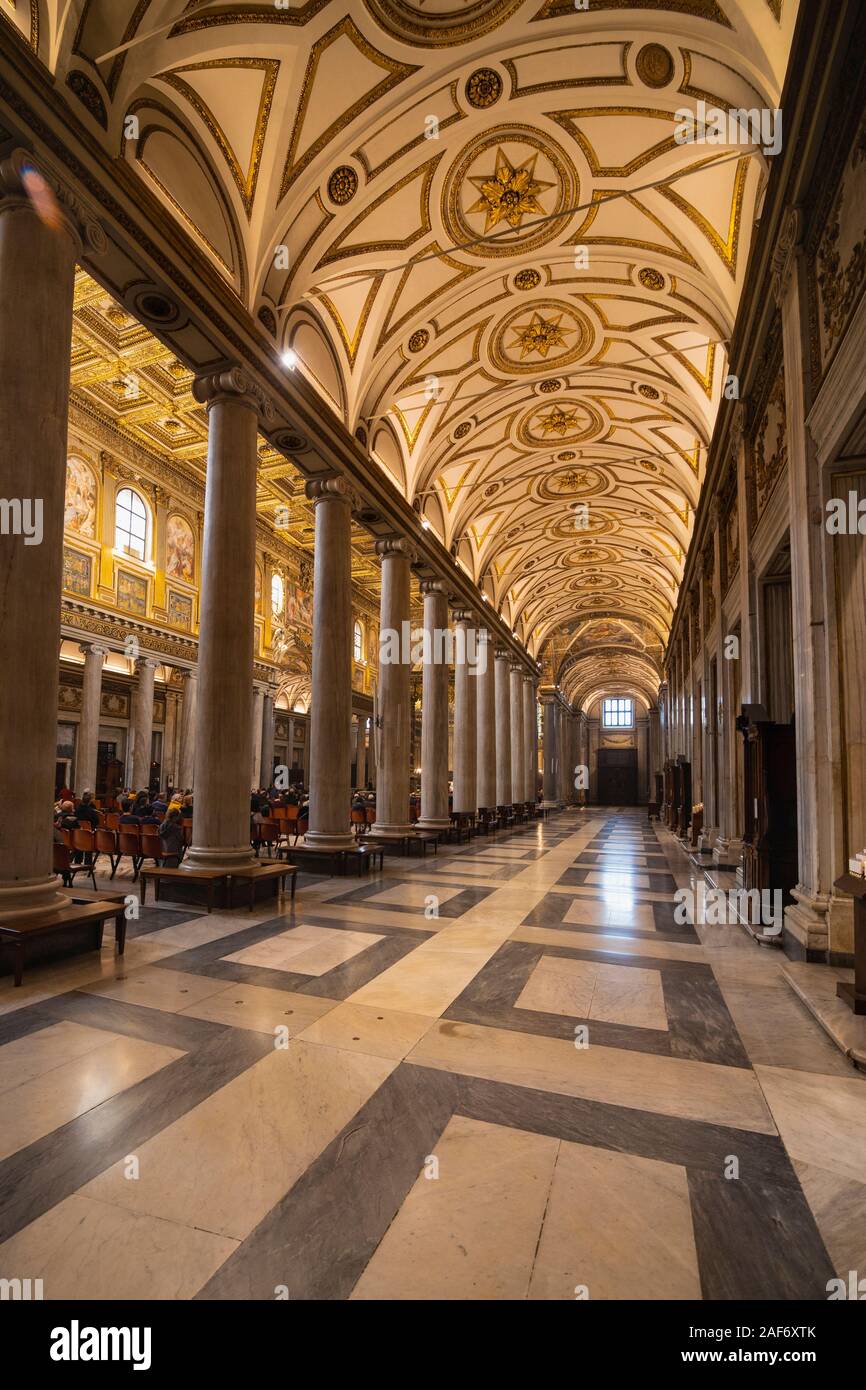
[
  {"left": 140, "top": 865, "right": 229, "bottom": 913},
  {"left": 0, "top": 898, "right": 128, "bottom": 987},
  {"left": 229, "top": 862, "right": 297, "bottom": 911}
]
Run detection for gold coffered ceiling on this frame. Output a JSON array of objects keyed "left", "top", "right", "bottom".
[{"left": 20, "top": 0, "right": 800, "bottom": 704}]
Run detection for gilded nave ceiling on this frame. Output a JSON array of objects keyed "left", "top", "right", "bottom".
[{"left": 5, "top": 0, "right": 799, "bottom": 706}]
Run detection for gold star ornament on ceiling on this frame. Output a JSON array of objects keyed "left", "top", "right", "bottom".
[
  {"left": 536, "top": 405, "right": 583, "bottom": 437},
  {"left": 510, "top": 312, "right": 573, "bottom": 360},
  {"left": 467, "top": 149, "right": 554, "bottom": 233}
]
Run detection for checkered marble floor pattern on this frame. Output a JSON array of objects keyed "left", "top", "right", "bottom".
[{"left": 1, "top": 809, "right": 864, "bottom": 1301}]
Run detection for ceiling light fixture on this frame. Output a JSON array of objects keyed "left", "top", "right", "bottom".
[{"left": 281, "top": 348, "right": 298, "bottom": 370}]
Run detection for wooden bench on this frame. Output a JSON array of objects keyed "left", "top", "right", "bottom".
[
  {"left": 0, "top": 898, "right": 127, "bottom": 987},
  {"left": 408, "top": 831, "right": 439, "bottom": 856},
  {"left": 140, "top": 865, "right": 229, "bottom": 913},
  {"left": 229, "top": 862, "right": 297, "bottom": 911}
]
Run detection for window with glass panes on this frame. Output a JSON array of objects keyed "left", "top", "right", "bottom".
[{"left": 602, "top": 697, "right": 633, "bottom": 728}]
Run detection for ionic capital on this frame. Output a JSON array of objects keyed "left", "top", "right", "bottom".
[
  {"left": 420, "top": 578, "right": 449, "bottom": 598},
  {"left": 376, "top": 537, "right": 418, "bottom": 564},
  {"left": 451, "top": 608, "right": 473, "bottom": 626},
  {"left": 494, "top": 646, "right": 510, "bottom": 662},
  {"left": 305, "top": 475, "right": 358, "bottom": 508},
  {"left": 0, "top": 147, "right": 106, "bottom": 257},
  {"left": 78, "top": 642, "right": 107, "bottom": 661},
  {"left": 771, "top": 205, "right": 801, "bottom": 308},
  {"left": 193, "top": 367, "right": 276, "bottom": 427}
]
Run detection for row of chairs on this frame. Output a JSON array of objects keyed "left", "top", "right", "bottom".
[{"left": 55, "top": 823, "right": 192, "bottom": 881}]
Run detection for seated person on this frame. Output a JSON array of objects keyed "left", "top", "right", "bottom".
[
  {"left": 150, "top": 793, "right": 168, "bottom": 816},
  {"left": 76, "top": 791, "right": 100, "bottom": 828},
  {"left": 158, "top": 809, "right": 184, "bottom": 867},
  {"left": 351, "top": 791, "right": 366, "bottom": 811},
  {"left": 180, "top": 794, "right": 194, "bottom": 820},
  {"left": 132, "top": 790, "right": 151, "bottom": 818}
]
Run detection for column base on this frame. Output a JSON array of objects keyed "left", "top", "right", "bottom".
[
  {"left": 303, "top": 830, "right": 357, "bottom": 852},
  {"left": 415, "top": 818, "right": 451, "bottom": 832},
  {"left": 182, "top": 844, "right": 257, "bottom": 873},
  {"left": 369, "top": 822, "right": 415, "bottom": 838},
  {"left": 784, "top": 885, "right": 831, "bottom": 958},
  {"left": 713, "top": 837, "right": 743, "bottom": 870},
  {"left": 542, "top": 799, "right": 558, "bottom": 809},
  {"left": 0, "top": 875, "right": 68, "bottom": 924}
]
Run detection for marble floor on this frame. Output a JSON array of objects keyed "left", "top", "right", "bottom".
[{"left": 1, "top": 808, "right": 864, "bottom": 1301}]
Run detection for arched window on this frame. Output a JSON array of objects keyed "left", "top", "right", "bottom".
[
  {"left": 271, "top": 573, "right": 284, "bottom": 617},
  {"left": 353, "top": 620, "right": 364, "bottom": 662},
  {"left": 115, "top": 487, "right": 148, "bottom": 560}
]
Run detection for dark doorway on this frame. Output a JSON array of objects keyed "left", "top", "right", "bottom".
[{"left": 597, "top": 747, "right": 638, "bottom": 804}]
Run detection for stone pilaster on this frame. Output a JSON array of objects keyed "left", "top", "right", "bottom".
[
  {"left": 130, "top": 657, "right": 157, "bottom": 790},
  {"left": 509, "top": 664, "right": 524, "bottom": 805},
  {"left": 523, "top": 675, "right": 537, "bottom": 803},
  {"left": 261, "top": 684, "right": 276, "bottom": 790},
  {"left": 542, "top": 694, "right": 557, "bottom": 807},
  {"left": 251, "top": 683, "right": 266, "bottom": 789},
  {"left": 178, "top": 670, "right": 197, "bottom": 790}
]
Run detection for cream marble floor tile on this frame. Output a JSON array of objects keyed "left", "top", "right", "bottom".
[
  {"left": 349, "top": 942, "right": 495, "bottom": 1017},
  {"left": 135, "top": 914, "right": 271, "bottom": 950},
  {"left": 297, "top": 1002, "right": 435, "bottom": 1060},
  {"left": 179, "top": 983, "right": 337, "bottom": 1034},
  {"left": 512, "top": 924, "right": 708, "bottom": 963},
  {"left": 367, "top": 882, "right": 464, "bottom": 909},
  {"left": 82, "top": 1044, "right": 395, "bottom": 1241},
  {"left": 408, "top": 1020, "right": 776, "bottom": 1132},
  {"left": 0, "top": 940, "right": 179, "bottom": 1016},
  {"left": 556, "top": 883, "right": 672, "bottom": 905},
  {"left": 0, "top": 1020, "right": 125, "bottom": 1094},
  {"left": 562, "top": 897, "right": 657, "bottom": 931},
  {"left": 591, "top": 961, "right": 667, "bottom": 1030},
  {"left": 0, "top": 1194, "right": 236, "bottom": 1300},
  {"left": 586, "top": 870, "right": 652, "bottom": 890},
  {"left": 793, "top": 1160, "right": 866, "bottom": 1279},
  {"left": 754, "top": 1064, "right": 866, "bottom": 1184},
  {"left": 528, "top": 1142, "right": 701, "bottom": 1300},
  {"left": 80, "top": 965, "right": 228, "bottom": 1013},
  {"left": 516, "top": 956, "right": 668, "bottom": 1030},
  {"left": 429, "top": 860, "right": 510, "bottom": 878},
  {"left": 351, "top": 1115, "right": 559, "bottom": 1300},
  {"left": 473, "top": 848, "right": 537, "bottom": 859},
  {"left": 718, "top": 982, "right": 855, "bottom": 1077},
  {"left": 0, "top": 1036, "right": 184, "bottom": 1161},
  {"left": 516, "top": 956, "right": 597, "bottom": 1017},
  {"left": 225, "top": 924, "right": 383, "bottom": 977}
]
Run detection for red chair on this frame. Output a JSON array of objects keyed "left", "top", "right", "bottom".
[
  {"left": 294, "top": 816, "right": 308, "bottom": 845},
  {"left": 140, "top": 827, "right": 162, "bottom": 867},
  {"left": 117, "top": 827, "right": 143, "bottom": 879},
  {"left": 253, "top": 822, "right": 282, "bottom": 859},
  {"left": 53, "top": 842, "right": 96, "bottom": 891},
  {"left": 105, "top": 812, "right": 121, "bottom": 831},
  {"left": 95, "top": 827, "right": 120, "bottom": 877}
]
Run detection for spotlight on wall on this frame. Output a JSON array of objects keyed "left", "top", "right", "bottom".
[{"left": 281, "top": 348, "right": 298, "bottom": 370}]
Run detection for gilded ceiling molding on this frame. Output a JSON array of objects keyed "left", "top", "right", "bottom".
[
  {"left": 530, "top": 0, "right": 731, "bottom": 27},
  {"left": 375, "top": 239, "right": 476, "bottom": 352},
  {"left": 567, "top": 191, "right": 701, "bottom": 272},
  {"left": 168, "top": 1, "right": 333, "bottom": 39},
  {"left": 312, "top": 271, "right": 386, "bottom": 368},
  {"left": 155, "top": 58, "right": 279, "bottom": 217},
  {"left": 278, "top": 17, "right": 419, "bottom": 202},
  {"left": 501, "top": 42, "right": 630, "bottom": 98},
  {"left": 315, "top": 155, "right": 443, "bottom": 271},
  {"left": 364, "top": 0, "right": 523, "bottom": 47},
  {"left": 657, "top": 155, "right": 751, "bottom": 279}
]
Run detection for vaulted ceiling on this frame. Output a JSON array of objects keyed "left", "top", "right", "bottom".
[{"left": 9, "top": 0, "right": 799, "bottom": 706}]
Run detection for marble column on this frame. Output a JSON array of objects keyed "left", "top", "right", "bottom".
[
  {"left": 353, "top": 715, "right": 364, "bottom": 788},
  {"left": 251, "top": 683, "right": 265, "bottom": 789},
  {"left": 178, "top": 670, "right": 197, "bottom": 790},
  {"left": 417, "top": 579, "right": 451, "bottom": 831},
  {"left": 76, "top": 643, "right": 106, "bottom": 794},
  {"left": 510, "top": 664, "right": 525, "bottom": 805},
  {"left": 261, "top": 685, "right": 276, "bottom": 789},
  {"left": 130, "top": 657, "right": 157, "bottom": 790},
  {"left": 184, "top": 369, "right": 271, "bottom": 872},
  {"left": 163, "top": 687, "right": 180, "bottom": 791},
  {"left": 523, "top": 676, "right": 537, "bottom": 803},
  {"left": 475, "top": 629, "right": 496, "bottom": 812},
  {"left": 305, "top": 478, "right": 357, "bottom": 851},
  {"left": 542, "top": 696, "right": 557, "bottom": 806},
  {"left": 452, "top": 610, "right": 477, "bottom": 816},
  {"left": 494, "top": 647, "right": 512, "bottom": 806},
  {"left": 0, "top": 152, "right": 84, "bottom": 920},
  {"left": 371, "top": 539, "right": 416, "bottom": 837}
]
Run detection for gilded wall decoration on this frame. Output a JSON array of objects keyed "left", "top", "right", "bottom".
[
  {"left": 815, "top": 118, "right": 866, "bottom": 374},
  {"left": 64, "top": 458, "right": 98, "bottom": 537},
  {"left": 635, "top": 44, "right": 675, "bottom": 88},
  {"left": 753, "top": 366, "right": 788, "bottom": 517},
  {"left": 327, "top": 165, "right": 359, "bottom": 205},
  {"left": 100, "top": 690, "right": 129, "bottom": 718},
  {"left": 59, "top": 684, "right": 83, "bottom": 713},
  {"left": 63, "top": 547, "right": 93, "bottom": 598},
  {"left": 465, "top": 68, "right": 503, "bottom": 108},
  {"left": 168, "top": 591, "right": 193, "bottom": 631},
  {"left": 165, "top": 513, "right": 195, "bottom": 583},
  {"left": 724, "top": 497, "right": 739, "bottom": 590},
  {"left": 117, "top": 569, "right": 149, "bottom": 616}
]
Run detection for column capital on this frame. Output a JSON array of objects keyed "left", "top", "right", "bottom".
[
  {"left": 0, "top": 147, "right": 106, "bottom": 258},
  {"left": 134, "top": 656, "right": 159, "bottom": 674},
  {"left": 78, "top": 642, "right": 107, "bottom": 661},
  {"left": 193, "top": 367, "right": 276, "bottom": 427},
  {"left": 451, "top": 607, "right": 474, "bottom": 625},
  {"left": 420, "top": 577, "right": 449, "bottom": 597},
  {"left": 376, "top": 536, "right": 418, "bottom": 564},
  {"left": 305, "top": 475, "right": 358, "bottom": 509},
  {"left": 729, "top": 399, "right": 746, "bottom": 452},
  {"left": 494, "top": 646, "right": 510, "bottom": 662},
  {"left": 509, "top": 661, "right": 523, "bottom": 675}
]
